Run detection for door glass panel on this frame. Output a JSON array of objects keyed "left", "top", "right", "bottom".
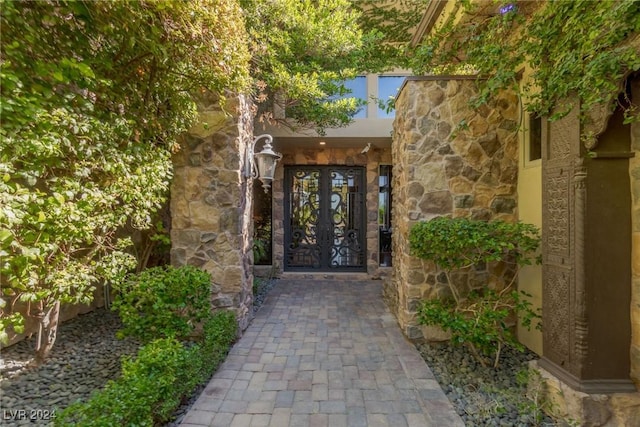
[
  {"left": 287, "top": 169, "right": 321, "bottom": 268},
  {"left": 379, "top": 165, "right": 392, "bottom": 266},
  {"left": 328, "top": 169, "right": 364, "bottom": 268}
]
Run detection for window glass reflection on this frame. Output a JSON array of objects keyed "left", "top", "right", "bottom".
[{"left": 377, "top": 76, "right": 405, "bottom": 118}]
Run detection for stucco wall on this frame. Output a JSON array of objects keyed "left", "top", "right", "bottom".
[
  {"left": 171, "top": 93, "right": 255, "bottom": 332},
  {"left": 390, "top": 76, "right": 520, "bottom": 340},
  {"left": 517, "top": 118, "right": 544, "bottom": 355},
  {"left": 271, "top": 146, "right": 392, "bottom": 278}
]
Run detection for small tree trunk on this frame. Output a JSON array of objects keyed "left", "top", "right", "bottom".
[
  {"left": 137, "top": 238, "right": 155, "bottom": 273},
  {"left": 467, "top": 342, "right": 488, "bottom": 368},
  {"left": 33, "top": 301, "right": 61, "bottom": 366},
  {"left": 444, "top": 270, "right": 460, "bottom": 304},
  {"left": 493, "top": 342, "right": 502, "bottom": 368}
]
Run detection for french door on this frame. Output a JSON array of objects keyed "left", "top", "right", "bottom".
[{"left": 284, "top": 166, "right": 366, "bottom": 271}]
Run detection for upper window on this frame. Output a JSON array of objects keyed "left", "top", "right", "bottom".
[
  {"left": 528, "top": 113, "right": 542, "bottom": 161},
  {"left": 333, "top": 76, "right": 367, "bottom": 118},
  {"left": 377, "top": 76, "right": 405, "bottom": 118}
]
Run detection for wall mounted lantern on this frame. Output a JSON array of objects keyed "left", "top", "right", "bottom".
[{"left": 246, "top": 133, "right": 282, "bottom": 193}]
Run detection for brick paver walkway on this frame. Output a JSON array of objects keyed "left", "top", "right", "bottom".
[{"left": 180, "top": 280, "right": 464, "bottom": 427}]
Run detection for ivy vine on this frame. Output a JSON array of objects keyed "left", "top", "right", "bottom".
[{"left": 409, "top": 0, "right": 640, "bottom": 126}]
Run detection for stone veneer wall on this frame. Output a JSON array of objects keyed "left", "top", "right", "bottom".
[
  {"left": 171, "top": 93, "right": 255, "bottom": 332},
  {"left": 271, "top": 146, "right": 392, "bottom": 278},
  {"left": 389, "top": 76, "right": 520, "bottom": 340}
]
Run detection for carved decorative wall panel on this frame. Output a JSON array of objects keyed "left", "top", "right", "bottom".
[
  {"left": 541, "top": 95, "right": 634, "bottom": 392},
  {"left": 542, "top": 104, "right": 579, "bottom": 377}
]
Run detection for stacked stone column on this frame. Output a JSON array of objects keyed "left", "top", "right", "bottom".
[
  {"left": 171, "top": 93, "right": 255, "bottom": 331},
  {"left": 389, "top": 77, "right": 519, "bottom": 340}
]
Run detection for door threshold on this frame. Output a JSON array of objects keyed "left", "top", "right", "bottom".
[{"left": 280, "top": 272, "right": 372, "bottom": 281}]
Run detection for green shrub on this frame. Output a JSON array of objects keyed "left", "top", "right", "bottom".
[
  {"left": 57, "top": 338, "right": 195, "bottom": 426},
  {"left": 200, "top": 310, "right": 238, "bottom": 376},
  {"left": 56, "top": 311, "right": 237, "bottom": 427},
  {"left": 203, "top": 310, "right": 237, "bottom": 352},
  {"left": 409, "top": 217, "right": 540, "bottom": 272},
  {"left": 253, "top": 238, "right": 269, "bottom": 264},
  {"left": 410, "top": 217, "right": 541, "bottom": 367},
  {"left": 418, "top": 288, "right": 540, "bottom": 367},
  {"left": 111, "top": 265, "right": 212, "bottom": 342},
  {"left": 58, "top": 266, "right": 239, "bottom": 426}
]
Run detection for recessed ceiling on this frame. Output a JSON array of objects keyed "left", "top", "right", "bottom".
[{"left": 272, "top": 136, "right": 391, "bottom": 150}]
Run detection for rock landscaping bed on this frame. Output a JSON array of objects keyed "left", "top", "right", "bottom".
[
  {"left": 0, "top": 309, "right": 140, "bottom": 426},
  {"left": 417, "top": 342, "right": 557, "bottom": 426},
  {"left": 0, "top": 278, "right": 277, "bottom": 427}
]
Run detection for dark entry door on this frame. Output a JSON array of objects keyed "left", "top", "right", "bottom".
[{"left": 284, "top": 166, "right": 366, "bottom": 271}]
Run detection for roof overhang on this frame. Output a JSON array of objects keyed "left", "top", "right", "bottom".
[{"left": 410, "top": 0, "right": 449, "bottom": 47}]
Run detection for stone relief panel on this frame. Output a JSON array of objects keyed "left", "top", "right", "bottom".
[
  {"left": 631, "top": 79, "right": 640, "bottom": 386},
  {"left": 541, "top": 89, "right": 637, "bottom": 390},
  {"left": 542, "top": 101, "right": 578, "bottom": 376},
  {"left": 545, "top": 170, "right": 570, "bottom": 262},
  {"left": 543, "top": 268, "right": 572, "bottom": 366},
  {"left": 622, "top": 75, "right": 640, "bottom": 390}
]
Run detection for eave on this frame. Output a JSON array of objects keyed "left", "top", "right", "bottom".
[{"left": 410, "top": 0, "right": 449, "bottom": 47}]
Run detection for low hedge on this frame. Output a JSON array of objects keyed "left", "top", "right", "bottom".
[{"left": 55, "top": 310, "right": 237, "bottom": 426}]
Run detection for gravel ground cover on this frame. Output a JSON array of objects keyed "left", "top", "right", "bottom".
[
  {"left": 417, "top": 342, "right": 557, "bottom": 426},
  {"left": 0, "top": 309, "right": 140, "bottom": 426}
]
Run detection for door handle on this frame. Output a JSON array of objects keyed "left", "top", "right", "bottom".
[{"left": 320, "top": 225, "right": 330, "bottom": 244}]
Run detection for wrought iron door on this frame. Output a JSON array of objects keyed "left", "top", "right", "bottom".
[{"left": 284, "top": 166, "right": 366, "bottom": 271}]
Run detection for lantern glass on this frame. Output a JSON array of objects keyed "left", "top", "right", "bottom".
[
  {"left": 249, "top": 134, "right": 281, "bottom": 193},
  {"left": 256, "top": 152, "right": 277, "bottom": 181}
]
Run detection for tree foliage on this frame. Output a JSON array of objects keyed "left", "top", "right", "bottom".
[
  {"left": 242, "top": 0, "right": 393, "bottom": 134},
  {"left": 0, "top": 0, "right": 250, "bottom": 358},
  {"left": 353, "top": 0, "right": 429, "bottom": 69},
  {"left": 409, "top": 0, "right": 640, "bottom": 124},
  {"left": 0, "top": 0, "right": 393, "bottom": 361}
]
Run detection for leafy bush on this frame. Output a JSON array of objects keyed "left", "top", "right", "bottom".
[
  {"left": 201, "top": 310, "right": 238, "bottom": 373},
  {"left": 253, "top": 237, "right": 269, "bottom": 264},
  {"left": 111, "top": 265, "right": 212, "bottom": 342},
  {"left": 410, "top": 217, "right": 541, "bottom": 367},
  {"left": 418, "top": 288, "right": 540, "bottom": 368},
  {"left": 56, "top": 311, "right": 237, "bottom": 427},
  {"left": 56, "top": 338, "right": 198, "bottom": 426},
  {"left": 409, "top": 217, "right": 540, "bottom": 272}
]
